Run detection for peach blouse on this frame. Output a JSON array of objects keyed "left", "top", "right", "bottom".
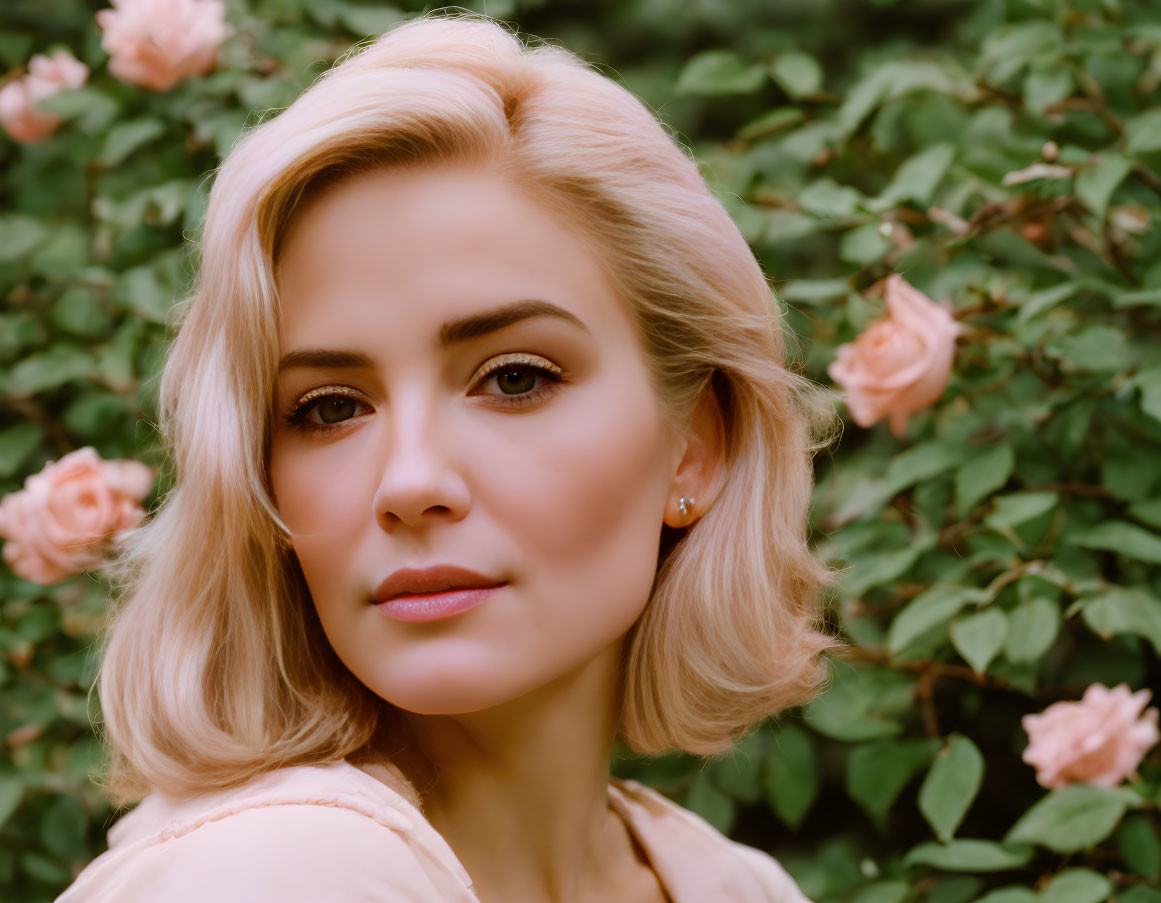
[{"left": 55, "top": 759, "right": 812, "bottom": 902}]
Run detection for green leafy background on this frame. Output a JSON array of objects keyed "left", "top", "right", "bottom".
[{"left": 2, "top": 0, "right": 1160, "bottom": 901}]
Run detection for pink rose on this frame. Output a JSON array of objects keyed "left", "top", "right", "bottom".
[
  {"left": 96, "top": 0, "right": 230, "bottom": 92},
  {"left": 826, "top": 274, "right": 961, "bottom": 440},
  {"left": 1021, "top": 683, "right": 1161, "bottom": 790},
  {"left": 0, "top": 48, "right": 89, "bottom": 143},
  {"left": 0, "top": 447, "right": 154, "bottom": 586}
]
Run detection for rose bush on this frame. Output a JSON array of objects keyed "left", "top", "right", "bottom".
[
  {"left": 0, "top": 447, "right": 154, "bottom": 585},
  {"left": 96, "top": 0, "right": 230, "bottom": 92},
  {"left": 0, "top": 48, "right": 89, "bottom": 143},
  {"left": 826, "top": 274, "right": 961, "bottom": 440},
  {"left": 1, "top": 1, "right": 1159, "bottom": 901},
  {"left": 1022, "top": 683, "right": 1161, "bottom": 791}
]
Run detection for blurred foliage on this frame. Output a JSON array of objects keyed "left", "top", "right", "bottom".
[{"left": 2, "top": 0, "right": 1161, "bottom": 901}]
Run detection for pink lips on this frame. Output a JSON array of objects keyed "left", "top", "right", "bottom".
[
  {"left": 371, "top": 564, "right": 506, "bottom": 623},
  {"left": 374, "top": 585, "right": 505, "bottom": 622}
]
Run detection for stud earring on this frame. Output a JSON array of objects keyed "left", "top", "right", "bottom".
[{"left": 678, "top": 496, "right": 695, "bottom": 517}]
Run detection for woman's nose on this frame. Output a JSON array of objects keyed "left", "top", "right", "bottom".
[{"left": 370, "top": 397, "right": 470, "bottom": 531}]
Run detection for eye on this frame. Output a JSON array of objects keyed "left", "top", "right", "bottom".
[
  {"left": 470, "top": 352, "right": 566, "bottom": 408},
  {"left": 280, "top": 353, "right": 567, "bottom": 437},
  {"left": 282, "top": 389, "right": 370, "bottom": 435}
]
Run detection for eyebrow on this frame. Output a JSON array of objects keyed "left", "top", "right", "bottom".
[{"left": 276, "top": 299, "right": 590, "bottom": 375}]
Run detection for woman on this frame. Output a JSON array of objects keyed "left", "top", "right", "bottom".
[{"left": 57, "top": 11, "right": 843, "bottom": 903}]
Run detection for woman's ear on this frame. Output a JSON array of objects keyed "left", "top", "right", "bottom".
[{"left": 665, "top": 374, "right": 727, "bottom": 528}]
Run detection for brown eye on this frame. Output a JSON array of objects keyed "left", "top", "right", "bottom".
[
  {"left": 494, "top": 366, "right": 539, "bottom": 396},
  {"left": 472, "top": 355, "right": 565, "bottom": 408},
  {"left": 315, "top": 396, "right": 360, "bottom": 424},
  {"left": 284, "top": 391, "right": 370, "bottom": 434}
]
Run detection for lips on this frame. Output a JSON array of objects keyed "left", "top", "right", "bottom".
[{"left": 371, "top": 564, "right": 506, "bottom": 603}]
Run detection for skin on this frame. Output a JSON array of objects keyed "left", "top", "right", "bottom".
[{"left": 268, "top": 162, "right": 724, "bottom": 903}]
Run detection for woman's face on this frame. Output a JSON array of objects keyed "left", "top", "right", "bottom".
[{"left": 268, "top": 163, "right": 684, "bottom": 715}]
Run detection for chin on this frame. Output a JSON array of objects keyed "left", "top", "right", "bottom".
[{"left": 366, "top": 664, "right": 536, "bottom": 716}]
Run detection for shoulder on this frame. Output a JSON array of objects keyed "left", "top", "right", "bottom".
[
  {"left": 609, "top": 777, "right": 812, "bottom": 903},
  {"left": 726, "top": 839, "right": 814, "bottom": 903},
  {"left": 56, "top": 760, "right": 473, "bottom": 903},
  {"left": 106, "top": 804, "right": 442, "bottom": 902}
]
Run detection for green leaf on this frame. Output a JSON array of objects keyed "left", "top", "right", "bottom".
[
  {"left": 111, "top": 264, "right": 178, "bottom": 324},
  {"left": 777, "top": 278, "right": 851, "bottom": 303},
  {"left": 339, "top": 3, "right": 408, "bottom": 35},
  {"left": 1117, "top": 814, "right": 1161, "bottom": 880},
  {"left": 1016, "top": 280, "right": 1086, "bottom": 323},
  {"left": 39, "top": 794, "right": 88, "bottom": 863},
  {"left": 1024, "top": 67, "right": 1074, "bottom": 115},
  {"left": 764, "top": 722, "right": 818, "bottom": 829},
  {"left": 21, "top": 850, "right": 69, "bottom": 884},
  {"left": 979, "top": 21, "right": 1062, "bottom": 84},
  {"left": 903, "top": 839, "right": 1035, "bottom": 871},
  {"left": 8, "top": 345, "right": 98, "bottom": 395},
  {"left": 975, "top": 888, "right": 1038, "bottom": 903},
  {"left": 887, "top": 586, "right": 981, "bottom": 655},
  {"left": 684, "top": 769, "right": 736, "bottom": 834},
  {"left": 849, "top": 880, "right": 911, "bottom": 903},
  {"left": 1127, "top": 498, "right": 1161, "bottom": 530},
  {"left": 62, "top": 392, "right": 132, "bottom": 441},
  {"left": 840, "top": 222, "right": 893, "bottom": 265},
  {"left": 675, "top": 50, "right": 766, "bottom": 96},
  {"left": 100, "top": 118, "right": 166, "bottom": 167},
  {"left": 35, "top": 86, "right": 120, "bottom": 133},
  {"left": 950, "top": 609, "right": 1007, "bottom": 674},
  {"left": 985, "top": 492, "right": 1059, "bottom": 531},
  {"left": 1039, "top": 868, "right": 1113, "bottom": 903},
  {"left": 927, "top": 876, "right": 984, "bottom": 903},
  {"left": 736, "top": 107, "right": 804, "bottom": 141},
  {"left": 846, "top": 738, "right": 940, "bottom": 828},
  {"left": 1125, "top": 109, "right": 1161, "bottom": 155},
  {"left": 0, "top": 423, "right": 44, "bottom": 479},
  {"left": 1075, "top": 154, "right": 1133, "bottom": 220},
  {"left": 955, "top": 445, "right": 1015, "bottom": 517},
  {"left": 1114, "top": 289, "right": 1161, "bottom": 310},
  {"left": 1067, "top": 522, "right": 1161, "bottom": 565},
  {"left": 1078, "top": 587, "right": 1161, "bottom": 655},
  {"left": 1004, "top": 784, "right": 1141, "bottom": 853},
  {"left": 887, "top": 441, "right": 969, "bottom": 495},
  {"left": 1044, "top": 325, "right": 1131, "bottom": 372},
  {"left": 1117, "top": 888, "right": 1161, "bottom": 903},
  {"left": 797, "top": 178, "right": 866, "bottom": 220},
  {"left": 0, "top": 777, "right": 22, "bottom": 828},
  {"left": 1004, "top": 597, "right": 1060, "bottom": 663},
  {"left": 837, "top": 61, "right": 962, "bottom": 139},
  {"left": 919, "top": 734, "right": 985, "bottom": 843},
  {"left": 0, "top": 215, "right": 48, "bottom": 263},
  {"left": 803, "top": 663, "right": 915, "bottom": 741},
  {"left": 711, "top": 730, "right": 764, "bottom": 804},
  {"left": 769, "top": 51, "right": 823, "bottom": 99},
  {"left": 1135, "top": 366, "right": 1161, "bottom": 424},
  {"left": 871, "top": 144, "right": 956, "bottom": 211},
  {"left": 51, "top": 287, "right": 115, "bottom": 339},
  {"left": 840, "top": 536, "right": 936, "bottom": 600}
]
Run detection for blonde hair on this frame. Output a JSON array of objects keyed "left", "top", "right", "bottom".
[{"left": 92, "top": 10, "right": 846, "bottom": 808}]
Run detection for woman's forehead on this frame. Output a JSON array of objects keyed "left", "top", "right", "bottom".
[{"left": 273, "top": 166, "right": 630, "bottom": 357}]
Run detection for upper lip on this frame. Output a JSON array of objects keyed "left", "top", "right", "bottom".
[{"left": 372, "top": 565, "right": 506, "bottom": 603}]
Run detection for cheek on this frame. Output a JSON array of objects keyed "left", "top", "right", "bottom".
[
  {"left": 268, "top": 438, "right": 375, "bottom": 601},
  {"left": 497, "top": 368, "right": 671, "bottom": 626}
]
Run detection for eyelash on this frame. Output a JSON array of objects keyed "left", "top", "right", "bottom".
[{"left": 281, "top": 354, "right": 566, "bottom": 436}]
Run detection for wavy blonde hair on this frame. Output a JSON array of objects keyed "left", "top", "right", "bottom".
[{"left": 92, "top": 10, "right": 846, "bottom": 808}]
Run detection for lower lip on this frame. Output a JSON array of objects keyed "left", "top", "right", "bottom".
[{"left": 373, "top": 584, "right": 506, "bottom": 623}]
